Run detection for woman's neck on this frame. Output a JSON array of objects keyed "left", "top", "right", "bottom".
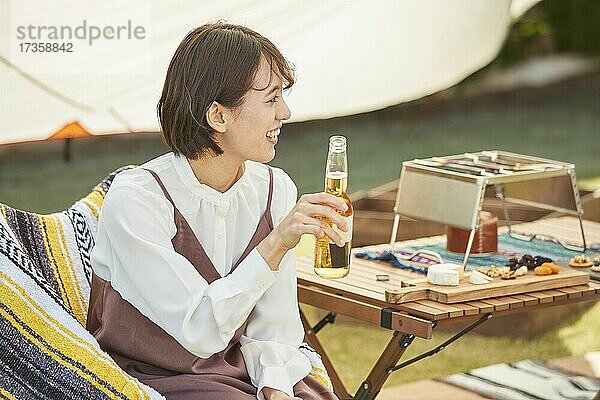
[{"left": 187, "top": 154, "right": 245, "bottom": 193}]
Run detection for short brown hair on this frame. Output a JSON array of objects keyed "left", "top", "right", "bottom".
[{"left": 158, "top": 22, "right": 295, "bottom": 159}]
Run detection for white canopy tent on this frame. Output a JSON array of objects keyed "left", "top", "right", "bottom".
[{"left": 0, "top": 0, "right": 539, "bottom": 145}]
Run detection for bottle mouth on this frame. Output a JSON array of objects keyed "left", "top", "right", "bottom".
[{"left": 329, "top": 135, "right": 346, "bottom": 151}]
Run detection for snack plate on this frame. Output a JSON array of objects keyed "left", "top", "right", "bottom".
[{"left": 569, "top": 261, "right": 593, "bottom": 268}]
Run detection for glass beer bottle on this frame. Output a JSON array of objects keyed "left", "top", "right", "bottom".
[{"left": 314, "top": 135, "right": 353, "bottom": 279}]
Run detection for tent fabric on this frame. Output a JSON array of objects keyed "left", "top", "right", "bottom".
[{"left": 0, "top": 0, "right": 539, "bottom": 145}]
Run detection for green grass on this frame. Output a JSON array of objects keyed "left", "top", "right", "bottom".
[{"left": 0, "top": 134, "right": 169, "bottom": 213}]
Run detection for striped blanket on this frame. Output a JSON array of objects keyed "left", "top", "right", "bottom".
[
  {"left": 0, "top": 166, "right": 332, "bottom": 399},
  {"left": 0, "top": 166, "right": 164, "bottom": 399}
]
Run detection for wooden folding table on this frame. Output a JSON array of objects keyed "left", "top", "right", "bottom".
[{"left": 297, "top": 217, "right": 600, "bottom": 400}]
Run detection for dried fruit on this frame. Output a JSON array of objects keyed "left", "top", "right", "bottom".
[
  {"left": 542, "top": 262, "right": 559, "bottom": 274},
  {"left": 534, "top": 265, "right": 552, "bottom": 276},
  {"left": 515, "top": 254, "right": 553, "bottom": 270}
]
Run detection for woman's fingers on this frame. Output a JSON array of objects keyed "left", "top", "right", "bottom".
[
  {"left": 271, "top": 192, "right": 349, "bottom": 252},
  {"left": 298, "top": 203, "right": 348, "bottom": 231},
  {"left": 321, "top": 226, "right": 346, "bottom": 247},
  {"left": 299, "top": 193, "right": 347, "bottom": 213},
  {"left": 298, "top": 214, "right": 345, "bottom": 247}
]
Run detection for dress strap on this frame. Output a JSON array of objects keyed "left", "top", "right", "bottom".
[
  {"left": 266, "top": 166, "right": 274, "bottom": 212},
  {"left": 142, "top": 168, "right": 176, "bottom": 209},
  {"left": 230, "top": 166, "right": 275, "bottom": 272},
  {"left": 142, "top": 167, "right": 222, "bottom": 283}
]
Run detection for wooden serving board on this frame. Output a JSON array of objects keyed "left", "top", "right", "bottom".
[{"left": 385, "top": 269, "right": 590, "bottom": 304}]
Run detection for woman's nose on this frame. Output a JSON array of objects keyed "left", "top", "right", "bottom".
[{"left": 277, "top": 99, "right": 291, "bottom": 121}]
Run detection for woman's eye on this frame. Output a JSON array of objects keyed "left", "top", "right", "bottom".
[{"left": 268, "top": 95, "right": 279, "bottom": 103}]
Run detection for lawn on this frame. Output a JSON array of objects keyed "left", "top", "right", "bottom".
[{"left": 1, "top": 74, "right": 598, "bottom": 391}]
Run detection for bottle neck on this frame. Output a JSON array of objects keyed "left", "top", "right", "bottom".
[
  {"left": 326, "top": 150, "right": 347, "bottom": 174},
  {"left": 325, "top": 135, "right": 348, "bottom": 195}
]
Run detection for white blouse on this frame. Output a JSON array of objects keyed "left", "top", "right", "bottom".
[{"left": 91, "top": 152, "right": 311, "bottom": 399}]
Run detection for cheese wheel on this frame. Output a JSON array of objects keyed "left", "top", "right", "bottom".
[{"left": 427, "top": 263, "right": 463, "bottom": 286}]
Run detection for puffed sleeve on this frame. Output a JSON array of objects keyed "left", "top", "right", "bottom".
[
  {"left": 239, "top": 170, "right": 312, "bottom": 399},
  {"left": 91, "top": 174, "right": 279, "bottom": 358}
]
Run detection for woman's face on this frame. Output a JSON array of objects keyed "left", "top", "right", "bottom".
[{"left": 220, "top": 56, "right": 291, "bottom": 164}]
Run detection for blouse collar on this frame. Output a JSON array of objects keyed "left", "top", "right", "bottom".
[{"left": 172, "top": 153, "right": 249, "bottom": 202}]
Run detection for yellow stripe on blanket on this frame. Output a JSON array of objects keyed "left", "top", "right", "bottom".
[
  {"left": 57, "top": 215, "right": 88, "bottom": 323},
  {"left": 1, "top": 272, "right": 109, "bottom": 368},
  {"left": 82, "top": 189, "right": 105, "bottom": 219},
  {"left": 1, "top": 272, "right": 149, "bottom": 399},
  {"left": 309, "top": 365, "right": 331, "bottom": 390},
  {"left": 0, "top": 387, "right": 18, "bottom": 400},
  {"left": 0, "top": 274, "right": 152, "bottom": 400},
  {"left": 38, "top": 214, "right": 87, "bottom": 326}
]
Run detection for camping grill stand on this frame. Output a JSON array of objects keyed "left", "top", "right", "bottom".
[{"left": 389, "top": 151, "right": 587, "bottom": 266}]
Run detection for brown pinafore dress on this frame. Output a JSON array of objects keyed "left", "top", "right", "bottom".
[{"left": 87, "top": 167, "right": 337, "bottom": 400}]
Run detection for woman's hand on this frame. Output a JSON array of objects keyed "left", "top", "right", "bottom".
[
  {"left": 275, "top": 193, "right": 349, "bottom": 250},
  {"left": 262, "top": 387, "right": 302, "bottom": 400},
  {"left": 257, "top": 192, "right": 349, "bottom": 271}
]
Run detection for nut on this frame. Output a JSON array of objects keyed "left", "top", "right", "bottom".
[
  {"left": 501, "top": 272, "right": 517, "bottom": 280},
  {"left": 515, "top": 266, "right": 528, "bottom": 276},
  {"left": 573, "top": 254, "right": 590, "bottom": 264}
]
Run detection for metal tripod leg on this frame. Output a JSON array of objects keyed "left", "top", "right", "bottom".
[
  {"left": 568, "top": 168, "right": 588, "bottom": 251},
  {"left": 496, "top": 183, "right": 587, "bottom": 252}
]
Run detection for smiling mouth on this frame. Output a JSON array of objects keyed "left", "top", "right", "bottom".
[{"left": 266, "top": 128, "right": 280, "bottom": 140}]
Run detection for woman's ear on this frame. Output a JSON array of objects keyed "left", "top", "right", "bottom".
[{"left": 206, "top": 102, "right": 227, "bottom": 133}]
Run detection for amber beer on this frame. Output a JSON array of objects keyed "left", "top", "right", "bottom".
[{"left": 314, "top": 136, "right": 353, "bottom": 279}]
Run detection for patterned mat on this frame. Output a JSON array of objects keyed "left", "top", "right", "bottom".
[{"left": 355, "top": 233, "right": 600, "bottom": 280}]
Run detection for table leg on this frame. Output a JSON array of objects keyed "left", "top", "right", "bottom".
[
  {"left": 353, "top": 331, "right": 415, "bottom": 400},
  {"left": 300, "top": 308, "right": 351, "bottom": 399}
]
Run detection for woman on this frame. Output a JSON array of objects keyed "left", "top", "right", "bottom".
[{"left": 87, "top": 22, "right": 346, "bottom": 400}]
